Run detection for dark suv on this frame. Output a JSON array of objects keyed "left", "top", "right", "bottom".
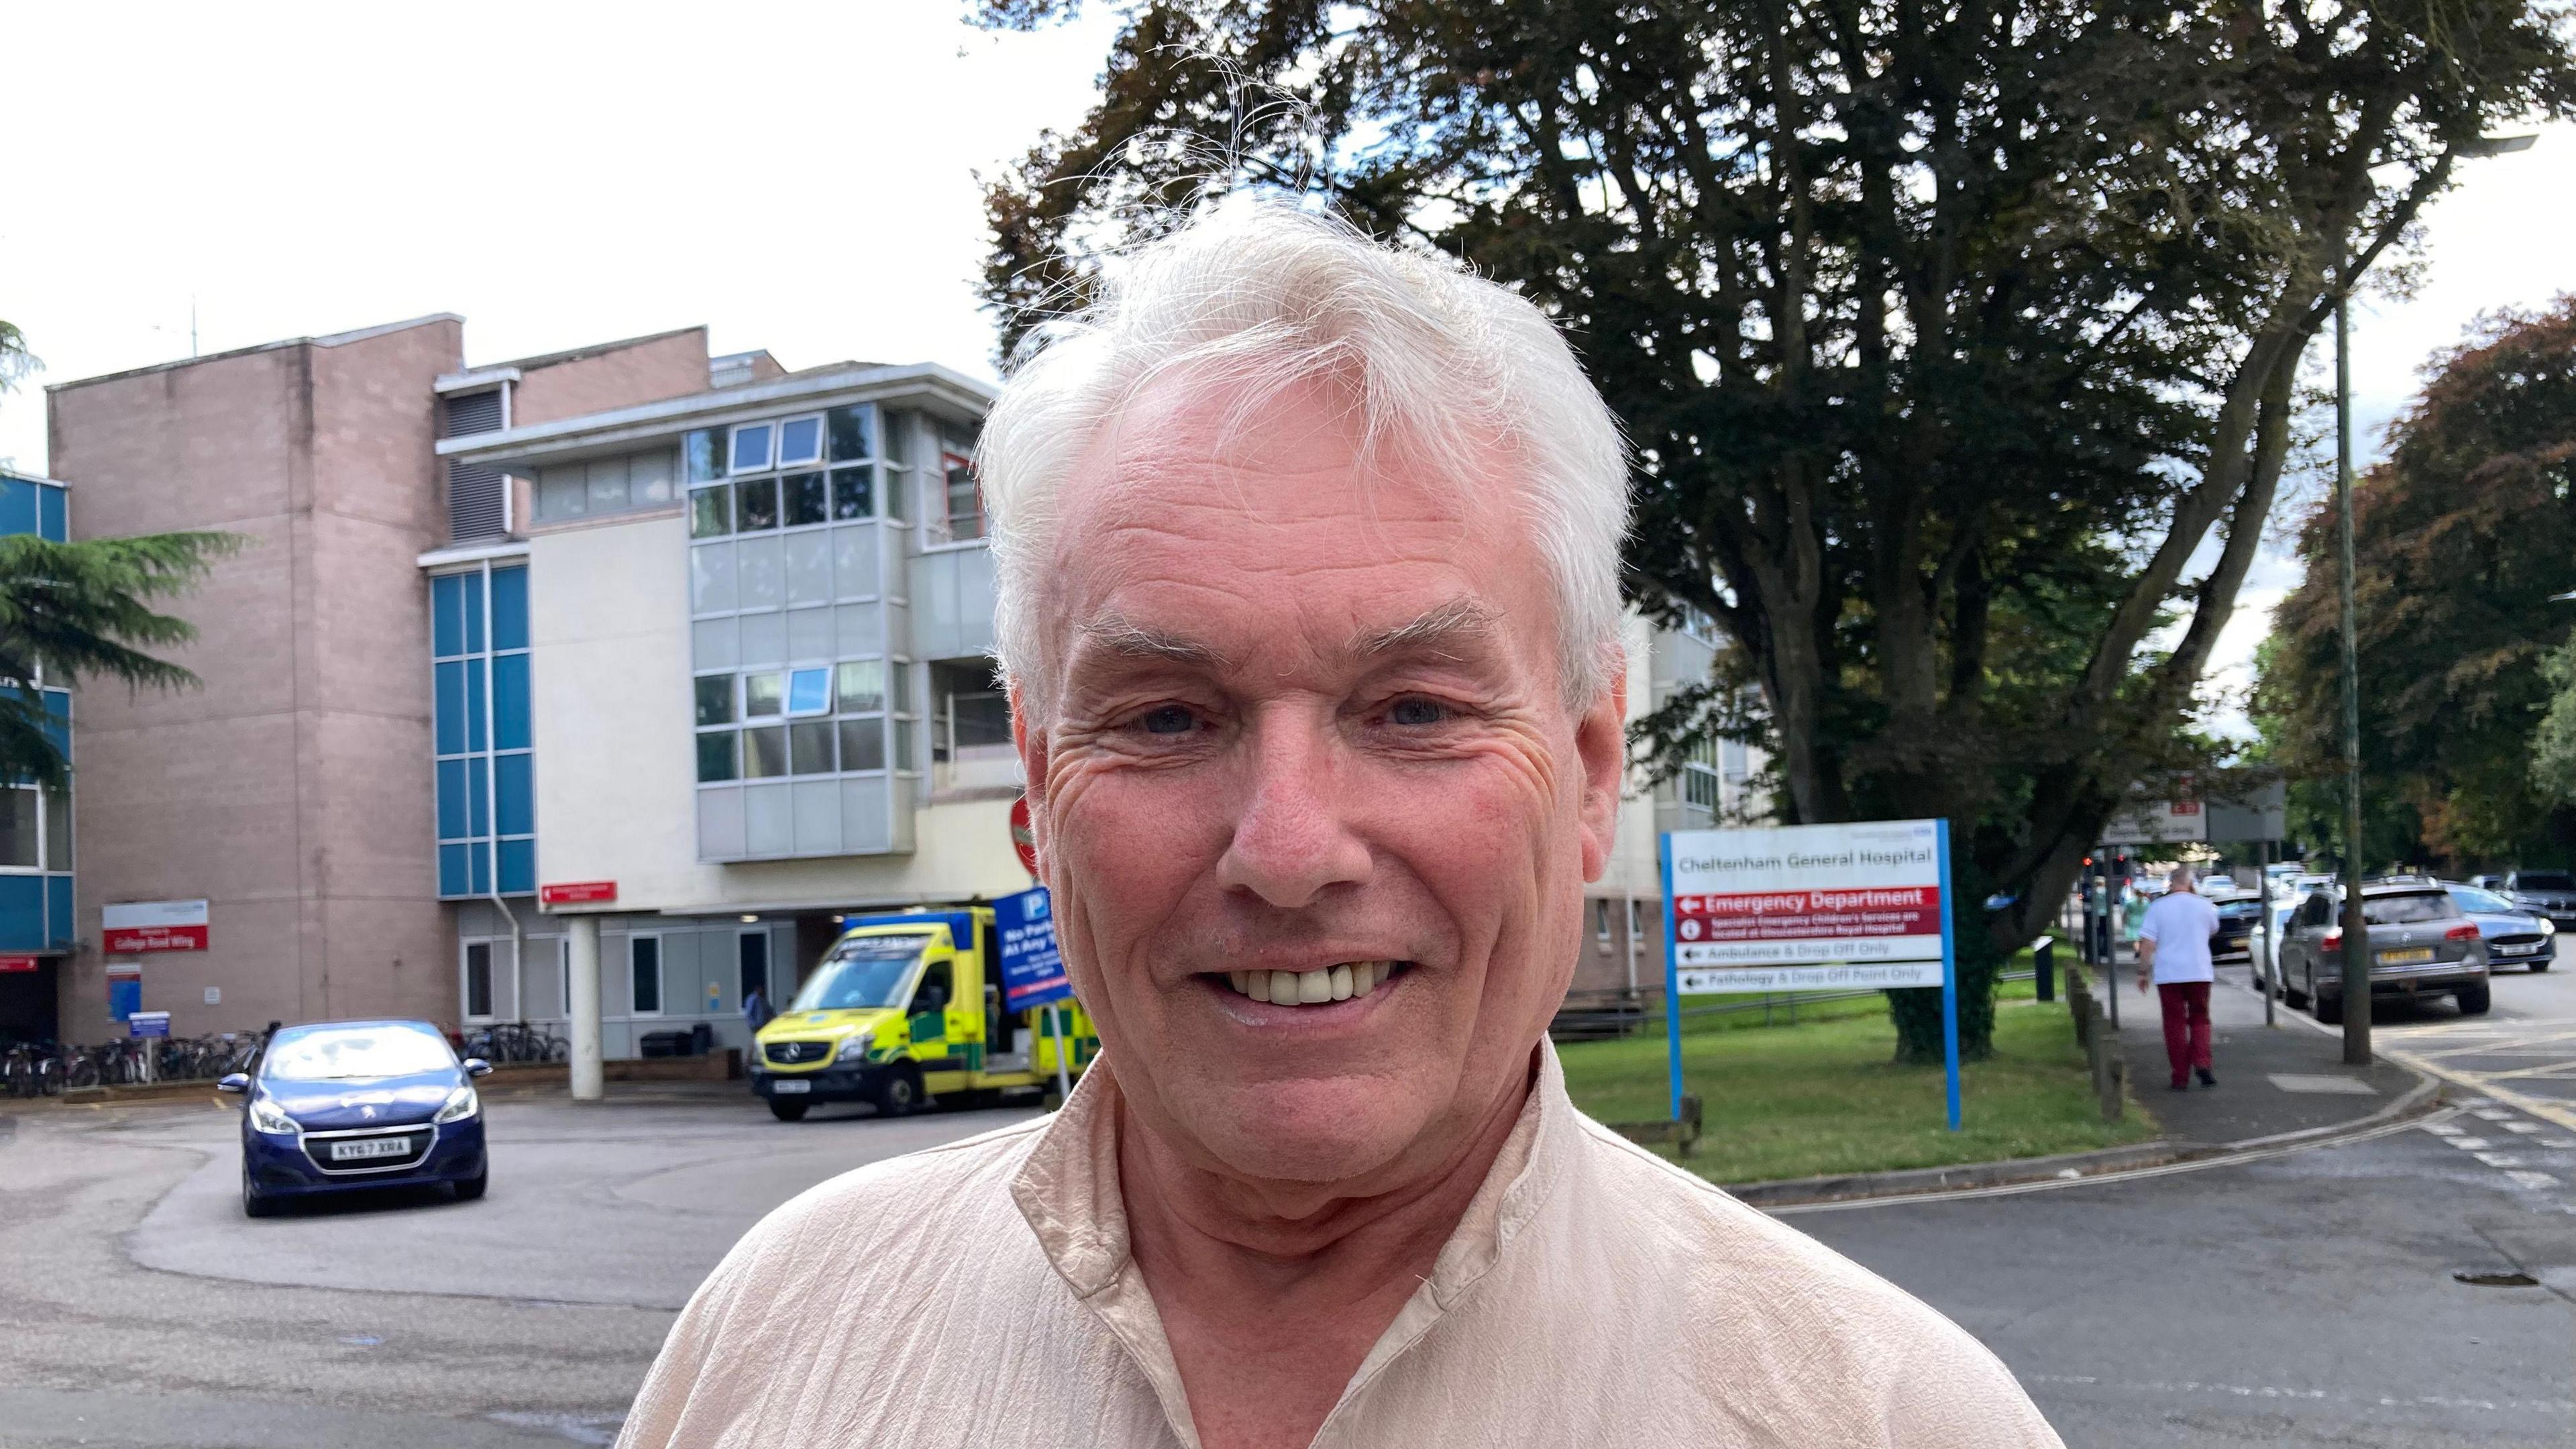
[
  {"left": 2278, "top": 883, "right": 2490, "bottom": 1024},
  {"left": 2503, "top": 869, "right": 2576, "bottom": 929}
]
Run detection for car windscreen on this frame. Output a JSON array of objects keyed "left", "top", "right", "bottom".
[
  {"left": 2452, "top": 886, "right": 2518, "bottom": 914},
  {"left": 2214, "top": 899, "right": 2261, "bottom": 918},
  {"left": 791, "top": 934, "right": 932, "bottom": 1012},
  {"left": 2515, "top": 872, "right": 2575, "bottom": 892},
  {"left": 262, "top": 1026, "right": 456, "bottom": 1081},
  {"left": 2357, "top": 892, "right": 2461, "bottom": 926}
]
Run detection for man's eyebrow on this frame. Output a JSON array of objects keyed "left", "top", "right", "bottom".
[
  {"left": 1356, "top": 597, "right": 1501, "bottom": 659},
  {"left": 1077, "top": 613, "right": 1229, "bottom": 667}
]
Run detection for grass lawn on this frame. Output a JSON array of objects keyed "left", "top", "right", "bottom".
[{"left": 1558, "top": 969, "right": 2161, "bottom": 1185}]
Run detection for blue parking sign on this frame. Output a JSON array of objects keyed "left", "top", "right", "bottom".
[{"left": 996, "top": 886, "right": 1071, "bottom": 1012}]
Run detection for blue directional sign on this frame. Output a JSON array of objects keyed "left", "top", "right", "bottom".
[{"left": 996, "top": 886, "right": 1071, "bottom": 1012}]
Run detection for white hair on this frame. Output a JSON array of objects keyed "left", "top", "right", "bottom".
[{"left": 978, "top": 195, "right": 1629, "bottom": 710}]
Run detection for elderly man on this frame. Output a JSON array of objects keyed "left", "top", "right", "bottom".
[{"left": 617, "top": 201, "right": 2061, "bottom": 1448}]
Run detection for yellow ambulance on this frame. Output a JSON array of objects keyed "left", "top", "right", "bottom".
[{"left": 749, "top": 908, "right": 1095, "bottom": 1121}]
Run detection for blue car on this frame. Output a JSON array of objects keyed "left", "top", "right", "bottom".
[
  {"left": 220, "top": 1019, "right": 492, "bottom": 1218},
  {"left": 2445, "top": 883, "right": 2557, "bottom": 973}
]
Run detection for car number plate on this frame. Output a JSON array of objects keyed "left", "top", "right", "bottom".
[
  {"left": 329, "top": 1136, "right": 412, "bottom": 1161},
  {"left": 771, "top": 1080, "right": 812, "bottom": 1094},
  {"left": 2378, "top": 947, "right": 2434, "bottom": 965}
]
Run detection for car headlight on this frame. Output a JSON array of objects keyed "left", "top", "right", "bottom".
[
  {"left": 835, "top": 1031, "right": 873, "bottom": 1063},
  {"left": 433, "top": 1085, "right": 480, "bottom": 1124},
  {"left": 247, "top": 1095, "right": 299, "bottom": 1136},
  {"left": 2542, "top": 918, "right": 2558, "bottom": 936}
]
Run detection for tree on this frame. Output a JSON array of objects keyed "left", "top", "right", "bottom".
[
  {"left": 975, "top": 0, "right": 2576, "bottom": 1059},
  {"left": 0, "top": 321, "right": 236, "bottom": 784},
  {"left": 2261, "top": 299, "right": 2576, "bottom": 870}
]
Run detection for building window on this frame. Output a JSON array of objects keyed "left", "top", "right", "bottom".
[
  {"left": 1630, "top": 898, "right": 1647, "bottom": 947},
  {"left": 630, "top": 935, "right": 663, "bottom": 1016},
  {"left": 433, "top": 565, "right": 535, "bottom": 899},
  {"left": 1595, "top": 899, "right": 1614, "bottom": 953},
  {"left": 694, "top": 658, "right": 897, "bottom": 782},
  {"left": 464, "top": 941, "right": 494, "bottom": 1020},
  {"left": 739, "top": 931, "right": 769, "bottom": 1006},
  {"left": 1678, "top": 604, "right": 1719, "bottom": 645},
  {"left": 1682, "top": 738, "right": 1722, "bottom": 812},
  {"left": 535, "top": 451, "right": 677, "bottom": 525},
  {"left": 690, "top": 407, "right": 881, "bottom": 541},
  {"left": 1721, "top": 738, "right": 1750, "bottom": 784}
]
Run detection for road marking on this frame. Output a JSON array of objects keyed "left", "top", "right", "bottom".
[
  {"left": 2370, "top": 1020, "right": 2576, "bottom": 1132},
  {"left": 2422, "top": 1120, "right": 2464, "bottom": 1136},
  {"left": 2269, "top": 1073, "right": 2378, "bottom": 1095},
  {"left": 2503, "top": 1121, "right": 2542, "bottom": 1133},
  {"left": 2504, "top": 1170, "right": 2563, "bottom": 1189},
  {"left": 2450, "top": 1137, "right": 2496, "bottom": 1149},
  {"left": 2020, "top": 1372, "right": 2575, "bottom": 1415},
  {"left": 2472, "top": 1152, "right": 2526, "bottom": 1167}
]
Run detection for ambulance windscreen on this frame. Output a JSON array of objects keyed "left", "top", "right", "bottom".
[{"left": 792, "top": 934, "right": 935, "bottom": 1012}]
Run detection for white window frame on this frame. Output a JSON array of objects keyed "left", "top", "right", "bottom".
[
  {"left": 462, "top": 938, "right": 497, "bottom": 1024},
  {"left": 628, "top": 932, "right": 665, "bottom": 1018},
  {"left": 729, "top": 422, "right": 775, "bottom": 476},
  {"left": 776, "top": 413, "right": 826, "bottom": 468}
]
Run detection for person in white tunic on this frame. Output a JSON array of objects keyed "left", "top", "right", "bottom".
[{"left": 616, "top": 198, "right": 2065, "bottom": 1449}]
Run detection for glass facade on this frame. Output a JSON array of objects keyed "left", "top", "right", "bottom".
[
  {"left": 431, "top": 565, "right": 535, "bottom": 898},
  {"left": 0, "top": 472, "right": 74, "bottom": 952},
  {"left": 687, "top": 405, "right": 922, "bottom": 860}
]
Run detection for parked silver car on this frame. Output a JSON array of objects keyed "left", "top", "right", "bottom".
[{"left": 2278, "top": 883, "right": 2490, "bottom": 1024}]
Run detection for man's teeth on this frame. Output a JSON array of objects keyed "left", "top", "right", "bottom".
[{"left": 1224, "top": 961, "right": 1394, "bottom": 1006}]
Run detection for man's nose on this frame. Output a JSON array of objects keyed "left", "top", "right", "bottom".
[{"left": 1212, "top": 706, "right": 1371, "bottom": 909}]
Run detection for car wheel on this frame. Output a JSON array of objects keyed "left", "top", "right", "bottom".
[
  {"left": 2531, "top": 956, "right": 2552, "bottom": 973},
  {"left": 241, "top": 1168, "right": 280, "bottom": 1219},
  {"left": 2455, "top": 982, "right": 2492, "bottom": 1016},
  {"left": 2314, "top": 989, "right": 2344, "bottom": 1025},
  {"left": 2284, "top": 963, "right": 2308, "bottom": 1009},
  {"left": 767, "top": 1099, "right": 810, "bottom": 1122},
  {"left": 873, "top": 1067, "right": 924, "bottom": 1118},
  {"left": 453, "top": 1170, "right": 488, "bottom": 1201}
]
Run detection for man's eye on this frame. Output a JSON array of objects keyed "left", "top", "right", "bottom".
[
  {"left": 1387, "top": 696, "right": 1450, "bottom": 727},
  {"left": 1138, "top": 705, "right": 1198, "bottom": 735}
]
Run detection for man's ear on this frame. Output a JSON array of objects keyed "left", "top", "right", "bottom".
[
  {"left": 1575, "top": 645, "right": 1627, "bottom": 882},
  {"left": 1011, "top": 682, "right": 1048, "bottom": 868}
]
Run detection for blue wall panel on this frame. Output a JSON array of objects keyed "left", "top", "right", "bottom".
[
  {"left": 0, "top": 478, "right": 36, "bottom": 537},
  {"left": 39, "top": 485, "right": 66, "bottom": 543},
  {"left": 434, "top": 661, "right": 465, "bottom": 755},
  {"left": 465, "top": 658, "right": 487, "bottom": 752},
  {"left": 464, "top": 576, "right": 486, "bottom": 655},
  {"left": 432, "top": 575, "right": 464, "bottom": 658},
  {"left": 492, "top": 655, "right": 530, "bottom": 750},
  {"left": 439, "top": 844, "right": 468, "bottom": 898},
  {"left": 435, "top": 759, "right": 468, "bottom": 841},
  {"left": 498, "top": 838, "right": 534, "bottom": 895},
  {"left": 496, "top": 753, "right": 533, "bottom": 836},
  {"left": 466, "top": 757, "right": 489, "bottom": 838},
  {"left": 490, "top": 567, "right": 528, "bottom": 651},
  {"left": 0, "top": 875, "right": 43, "bottom": 951},
  {"left": 44, "top": 873, "right": 71, "bottom": 949}
]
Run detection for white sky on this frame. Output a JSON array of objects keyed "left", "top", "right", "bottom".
[{"left": 4, "top": 9, "right": 2569, "bottom": 716}]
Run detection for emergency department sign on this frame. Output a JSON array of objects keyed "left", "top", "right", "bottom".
[
  {"left": 995, "top": 885, "right": 1071, "bottom": 1012},
  {"left": 1660, "top": 819, "right": 1947, "bottom": 992}
]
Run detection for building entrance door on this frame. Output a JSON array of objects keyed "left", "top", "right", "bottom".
[
  {"left": 739, "top": 931, "right": 769, "bottom": 1010},
  {"left": 0, "top": 957, "right": 58, "bottom": 1043}
]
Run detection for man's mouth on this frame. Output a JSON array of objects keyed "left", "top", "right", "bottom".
[{"left": 1219, "top": 961, "right": 1407, "bottom": 1007}]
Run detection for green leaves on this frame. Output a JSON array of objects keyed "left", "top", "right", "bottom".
[{"left": 0, "top": 531, "right": 242, "bottom": 786}]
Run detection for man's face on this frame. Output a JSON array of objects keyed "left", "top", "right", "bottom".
[{"left": 1014, "top": 376, "right": 1625, "bottom": 1189}]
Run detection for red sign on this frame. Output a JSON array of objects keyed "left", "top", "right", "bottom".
[
  {"left": 103, "top": 900, "right": 209, "bottom": 954},
  {"left": 1009, "top": 796, "right": 1039, "bottom": 879},
  {"left": 1671, "top": 886, "right": 1942, "bottom": 944},
  {"left": 0, "top": 955, "right": 36, "bottom": 973},
  {"left": 540, "top": 880, "right": 618, "bottom": 907}
]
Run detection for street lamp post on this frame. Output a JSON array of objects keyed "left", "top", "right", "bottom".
[{"left": 2331, "top": 132, "right": 2532, "bottom": 1067}]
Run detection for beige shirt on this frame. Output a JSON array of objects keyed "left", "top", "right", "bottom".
[{"left": 617, "top": 1044, "right": 2063, "bottom": 1448}]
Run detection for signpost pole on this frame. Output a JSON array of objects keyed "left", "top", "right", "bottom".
[
  {"left": 2257, "top": 837, "right": 2277, "bottom": 1027},
  {"left": 1659, "top": 834, "right": 1685, "bottom": 1122},
  {"left": 1049, "top": 1006, "right": 1073, "bottom": 1100},
  {"left": 1938, "top": 819, "right": 1962, "bottom": 1132}
]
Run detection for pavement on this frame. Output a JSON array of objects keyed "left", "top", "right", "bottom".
[{"left": 2093, "top": 956, "right": 2428, "bottom": 1145}]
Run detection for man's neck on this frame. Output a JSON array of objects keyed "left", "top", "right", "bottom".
[{"left": 1114, "top": 1059, "right": 1538, "bottom": 1449}]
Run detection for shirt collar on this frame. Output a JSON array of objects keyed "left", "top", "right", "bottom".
[{"left": 1010, "top": 1038, "right": 1578, "bottom": 1308}]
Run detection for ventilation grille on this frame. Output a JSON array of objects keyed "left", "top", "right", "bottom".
[
  {"left": 442, "top": 389, "right": 503, "bottom": 438},
  {"left": 442, "top": 389, "right": 508, "bottom": 539},
  {"left": 447, "top": 461, "right": 508, "bottom": 541}
]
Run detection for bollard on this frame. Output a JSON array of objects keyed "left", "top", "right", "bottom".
[{"left": 2034, "top": 937, "right": 2056, "bottom": 1004}]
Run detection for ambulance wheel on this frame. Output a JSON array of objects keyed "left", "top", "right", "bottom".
[
  {"left": 873, "top": 1067, "right": 923, "bottom": 1117},
  {"left": 767, "top": 1099, "right": 810, "bottom": 1122}
]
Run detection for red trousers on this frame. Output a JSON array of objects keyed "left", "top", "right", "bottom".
[{"left": 2158, "top": 981, "right": 2213, "bottom": 1085}]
